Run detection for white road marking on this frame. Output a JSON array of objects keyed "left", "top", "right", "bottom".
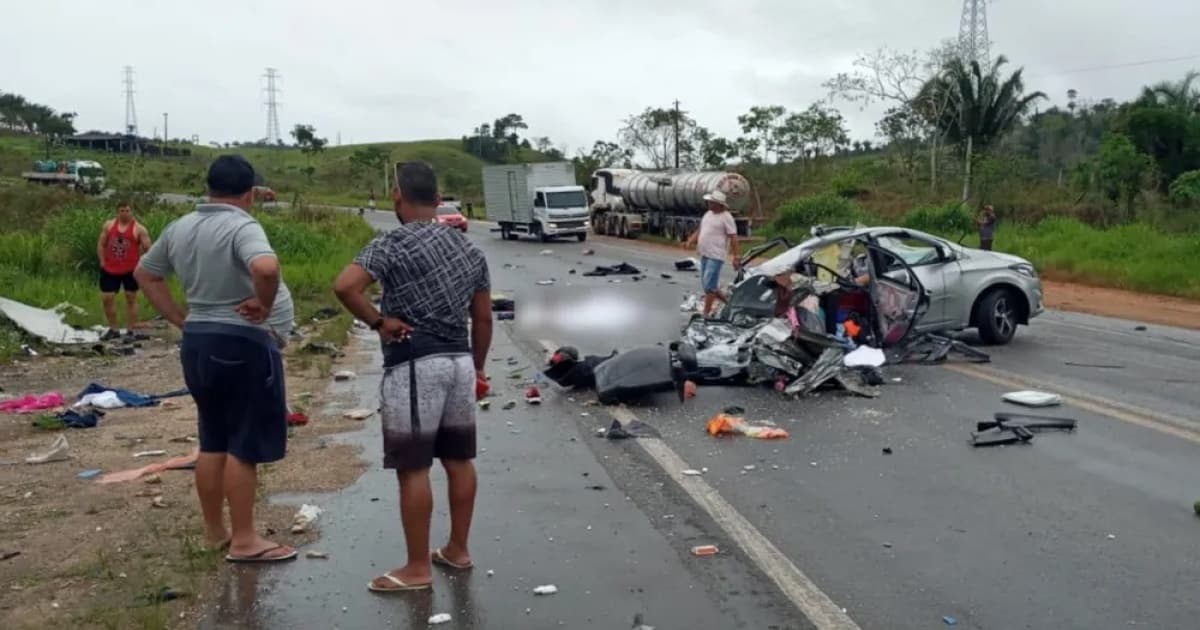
[{"left": 538, "top": 339, "right": 861, "bottom": 630}]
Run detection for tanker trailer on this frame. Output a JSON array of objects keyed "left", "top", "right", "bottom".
[{"left": 587, "top": 168, "right": 756, "bottom": 240}]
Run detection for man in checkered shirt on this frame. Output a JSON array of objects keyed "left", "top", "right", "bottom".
[{"left": 334, "top": 161, "right": 493, "bottom": 593}]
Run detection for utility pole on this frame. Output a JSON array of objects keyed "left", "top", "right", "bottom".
[
  {"left": 162, "top": 112, "right": 168, "bottom": 146},
  {"left": 958, "top": 0, "right": 990, "bottom": 67},
  {"left": 123, "top": 66, "right": 138, "bottom": 136},
  {"left": 673, "top": 99, "right": 681, "bottom": 169}
]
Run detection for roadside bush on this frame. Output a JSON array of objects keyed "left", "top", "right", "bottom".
[
  {"left": 829, "top": 167, "right": 869, "bottom": 198},
  {"left": 1168, "top": 170, "right": 1200, "bottom": 207},
  {"left": 0, "top": 183, "right": 86, "bottom": 229},
  {"left": 902, "top": 201, "right": 976, "bottom": 239},
  {"left": 771, "top": 193, "right": 870, "bottom": 233}
]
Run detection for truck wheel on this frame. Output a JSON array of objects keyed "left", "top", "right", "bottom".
[
  {"left": 500, "top": 223, "right": 511, "bottom": 240},
  {"left": 577, "top": 233, "right": 587, "bottom": 242}
]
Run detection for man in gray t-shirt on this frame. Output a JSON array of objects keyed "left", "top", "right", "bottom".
[{"left": 134, "top": 155, "right": 298, "bottom": 564}]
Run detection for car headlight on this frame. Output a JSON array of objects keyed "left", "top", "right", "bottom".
[
  {"left": 547, "top": 223, "right": 557, "bottom": 228},
  {"left": 1009, "top": 263, "right": 1038, "bottom": 279}
]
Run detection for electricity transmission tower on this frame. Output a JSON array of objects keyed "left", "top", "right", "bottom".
[
  {"left": 958, "top": 0, "right": 990, "bottom": 67},
  {"left": 263, "top": 68, "right": 282, "bottom": 145},
  {"left": 123, "top": 66, "right": 138, "bottom": 135}
]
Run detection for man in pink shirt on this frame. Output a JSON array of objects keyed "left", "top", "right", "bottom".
[{"left": 686, "top": 190, "right": 741, "bottom": 318}]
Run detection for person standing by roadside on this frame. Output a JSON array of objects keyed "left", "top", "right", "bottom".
[
  {"left": 97, "top": 202, "right": 153, "bottom": 340},
  {"left": 368, "top": 191, "right": 377, "bottom": 212},
  {"left": 686, "top": 190, "right": 741, "bottom": 319},
  {"left": 978, "top": 204, "right": 997, "bottom": 251},
  {"left": 333, "top": 161, "right": 493, "bottom": 593},
  {"left": 134, "top": 155, "right": 298, "bottom": 564}
]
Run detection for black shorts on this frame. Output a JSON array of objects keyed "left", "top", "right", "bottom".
[
  {"left": 99, "top": 269, "right": 138, "bottom": 293},
  {"left": 181, "top": 322, "right": 287, "bottom": 464}
]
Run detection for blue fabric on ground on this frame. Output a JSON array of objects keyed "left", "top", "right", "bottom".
[
  {"left": 59, "top": 409, "right": 103, "bottom": 428},
  {"left": 77, "top": 383, "right": 160, "bottom": 407}
]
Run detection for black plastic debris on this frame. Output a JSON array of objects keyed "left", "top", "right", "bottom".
[
  {"left": 660, "top": 273, "right": 673, "bottom": 279},
  {"left": 491, "top": 297, "right": 515, "bottom": 312},
  {"left": 674, "top": 259, "right": 697, "bottom": 271},
  {"left": 1064, "top": 361, "right": 1124, "bottom": 369},
  {"left": 594, "top": 346, "right": 690, "bottom": 405},
  {"left": 497, "top": 312, "right": 515, "bottom": 321},
  {"left": 605, "top": 418, "right": 661, "bottom": 440},
  {"left": 583, "top": 262, "right": 641, "bottom": 277},
  {"left": 1134, "top": 325, "right": 1147, "bottom": 331},
  {"left": 896, "top": 333, "right": 990, "bottom": 364},
  {"left": 971, "top": 412, "right": 1077, "bottom": 447}
]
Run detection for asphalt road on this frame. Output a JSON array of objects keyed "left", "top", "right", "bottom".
[
  {"left": 212, "top": 212, "right": 1200, "bottom": 629},
  {"left": 435, "top": 216, "right": 1199, "bottom": 630}
]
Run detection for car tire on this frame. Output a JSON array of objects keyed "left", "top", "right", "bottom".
[{"left": 976, "top": 288, "right": 1018, "bottom": 345}]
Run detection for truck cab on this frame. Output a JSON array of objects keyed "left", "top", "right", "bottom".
[
  {"left": 533, "top": 186, "right": 590, "bottom": 239},
  {"left": 72, "top": 160, "right": 106, "bottom": 193}
]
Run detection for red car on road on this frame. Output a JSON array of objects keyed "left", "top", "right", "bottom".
[{"left": 436, "top": 203, "right": 467, "bottom": 232}]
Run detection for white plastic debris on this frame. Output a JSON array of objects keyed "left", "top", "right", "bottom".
[
  {"left": 343, "top": 408, "right": 375, "bottom": 420},
  {"left": 428, "top": 613, "right": 452, "bottom": 624},
  {"left": 0, "top": 297, "right": 102, "bottom": 344},
  {"left": 132, "top": 450, "right": 167, "bottom": 458},
  {"left": 539, "top": 249, "right": 553, "bottom": 256},
  {"left": 681, "top": 469, "right": 703, "bottom": 476},
  {"left": 844, "top": 346, "right": 886, "bottom": 368},
  {"left": 1002, "top": 390, "right": 1062, "bottom": 407},
  {"left": 743, "top": 465, "right": 757, "bottom": 471},
  {"left": 679, "top": 294, "right": 701, "bottom": 312},
  {"left": 291, "top": 504, "right": 322, "bottom": 533},
  {"left": 533, "top": 585, "right": 558, "bottom": 595},
  {"left": 26, "top": 434, "right": 71, "bottom": 464},
  {"left": 333, "top": 370, "right": 357, "bottom": 381}
]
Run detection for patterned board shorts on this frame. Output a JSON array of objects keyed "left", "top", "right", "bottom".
[{"left": 379, "top": 354, "right": 476, "bottom": 471}]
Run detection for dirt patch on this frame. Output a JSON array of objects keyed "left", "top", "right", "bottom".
[
  {"left": 0, "top": 326, "right": 370, "bottom": 630},
  {"left": 590, "top": 234, "right": 1200, "bottom": 329},
  {"left": 1042, "top": 279, "right": 1200, "bottom": 331}
]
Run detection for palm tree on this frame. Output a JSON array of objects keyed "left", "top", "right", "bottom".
[
  {"left": 919, "top": 55, "right": 1046, "bottom": 200},
  {"left": 1136, "top": 71, "right": 1200, "bottom": 113}
]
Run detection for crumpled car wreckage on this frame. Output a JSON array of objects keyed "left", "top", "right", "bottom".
[{"left": 681, "top": 226, "right": 989, "bottom": 397}]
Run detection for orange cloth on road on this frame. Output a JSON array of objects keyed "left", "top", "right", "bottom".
[{"left": 705, "top": 413, "right": 789, "bottom": 440}]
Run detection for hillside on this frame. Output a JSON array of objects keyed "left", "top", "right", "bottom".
[{"left": 0, "top": 134, "right": 519, "bottom": 206}]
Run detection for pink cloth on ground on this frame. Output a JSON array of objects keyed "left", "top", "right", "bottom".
[{"left": 0, "top": 392, "right": 66, "bottom": 414}]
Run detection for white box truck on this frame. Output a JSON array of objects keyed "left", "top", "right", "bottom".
[{"left": 483, "top": 162, "right": 590, "bottom": 242}]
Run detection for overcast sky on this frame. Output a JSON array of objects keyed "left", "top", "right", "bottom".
[{"left": 3, "top": 0, "right": 1197, "bottom": 153}]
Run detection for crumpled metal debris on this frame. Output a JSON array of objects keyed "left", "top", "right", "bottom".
[{"left": 0, "top": 297, "right": 102, "bottom": 344}]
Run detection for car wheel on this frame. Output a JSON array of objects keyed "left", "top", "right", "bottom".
[{"left": 976, "top": 288, "right": 1018, "bottom": 345}]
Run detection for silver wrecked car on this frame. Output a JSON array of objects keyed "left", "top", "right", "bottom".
[{"left": 725, "top": 226, "right": 1044, "bottom": 345}]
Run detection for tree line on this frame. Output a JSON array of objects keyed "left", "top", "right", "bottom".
[{"left": 0, "top": 91, "right": 77, "bottom": 142}]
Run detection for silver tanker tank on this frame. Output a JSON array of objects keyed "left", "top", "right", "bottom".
[{"left": 618, "top": 170, "right": 752, "bottom": 215}]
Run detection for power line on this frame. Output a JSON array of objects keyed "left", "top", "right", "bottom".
[{"left": 1026, "top": 53, "right": 1200, "bottom": 79}]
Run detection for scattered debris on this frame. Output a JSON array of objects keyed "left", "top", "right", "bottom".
[
  {"left": 526, "top": 386, "right": 542, "bottom": 404},
  {"left": 581, "top": 248, "right": 595, "bottom": 256},
  {"left": 144, "top": 474, "right": 162, "bottom": 485},
  {"left": 287, "top": 412, "right": 310, "bottom": 426},
  {"left": 305, "top": 550, "right": 329, "bottom": 559},
  {"left": 77, "top": 469, "right": 102, "bottom": 479},
  {"left": 582, "top": 262, "right": 641, "bottom": 277},
  {"left": 25, "top": 434, "right": 71, "bottom": 464},
  {"left": 1, "top": 392, "right": 66, "bottom": 414},
  {"left": 478, "top": 400, "right": 491, "bottom": 410},
  {"left": 536, "top": 279, "right": 556, "bottom": 286},
  {"left": 168, "top": 436, "right": 196, "bottom": 443},
  {"left": 971, "top": 412, "right": 1077, "bottom": 447},
  {"left": 743, "top": 464, "right": 757, "bottom": 471},
  {"left": 1002, "top": 390, "right": 1063, "bottom": 408},
  {"left": 706, "top": 409, "right": 789, "bottom": 440},
  {"left": 497, "top": 312, "right": 515, "bottom": 321},
  {"left": 502, "top": 400, "right": 517, "bottom": 410},
  {"left": 2, "top": 551, "right": 21, "bottom": 561},
  {"left": 606, "top": 419, "right": 660, "bottom": 440},
  {"left": 1134, "top": 325, "right": 1147, "bottom": 331},
  {"left": 539, "top": 249, "right": 553, "bottom": 256},
  {"left": 429, "top": 613, "right": 453, "bottom": 625},
  {"left": 1106, "top": 533, "right": 1116, "bottom": 540},
  {"left": 301, "top": 341, "right": 343, "bottom": 357},
  {"left": 681, "top": 469, "right": 703, "bottom": 476},
  {"left": 532, "top": 585, "right": 558, "bottom": 595},
  {"left": 133, "top": 450, "right": 167, "bottom": 458},
  {"left": 343, "top": 408, "right": 375, "bottom": 420},
  {"left": 292, "top": 504, "right": 322, "bottom": 534},
  {"left": 690, "top": 545, "right": 719, "bottom": 556},
  {"left": 151, "top": 496, "right": 168, "bottom": 509},
  {"left": 1193, "top": 500, "right": 1199, "bottom": 516},
  {"left": 844, "top": 346, "right": 886, "bottom": 368},
  {"left": 333, "top": 370, "right": 357, "bottom": 381},
  {"left": 1064, "top": 361, "right": 1124, "bottom": 369},
  {"left": 0, "top": 297, "right": 102, "bottom": 344},
  {"left": 943, "top": 616, "right": 957, "bottom": 626},
  {"left": 487, "top": 569, "right": 495, "bottom": 577},
  {"left": 674, "top": 258, "right": 698, "bottom": 271}
]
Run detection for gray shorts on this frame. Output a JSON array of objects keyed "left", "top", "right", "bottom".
[{"left": 379, "top": 354, "right": 476, "bottom": 471}]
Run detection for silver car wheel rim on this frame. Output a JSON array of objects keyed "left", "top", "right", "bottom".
[{"left": 994, "top": 297, "right": 1014, "bottom": 338}]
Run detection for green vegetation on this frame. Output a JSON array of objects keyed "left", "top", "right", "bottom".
[{"left": 0, "top": 186, "right": 373, "bottom": 359}]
